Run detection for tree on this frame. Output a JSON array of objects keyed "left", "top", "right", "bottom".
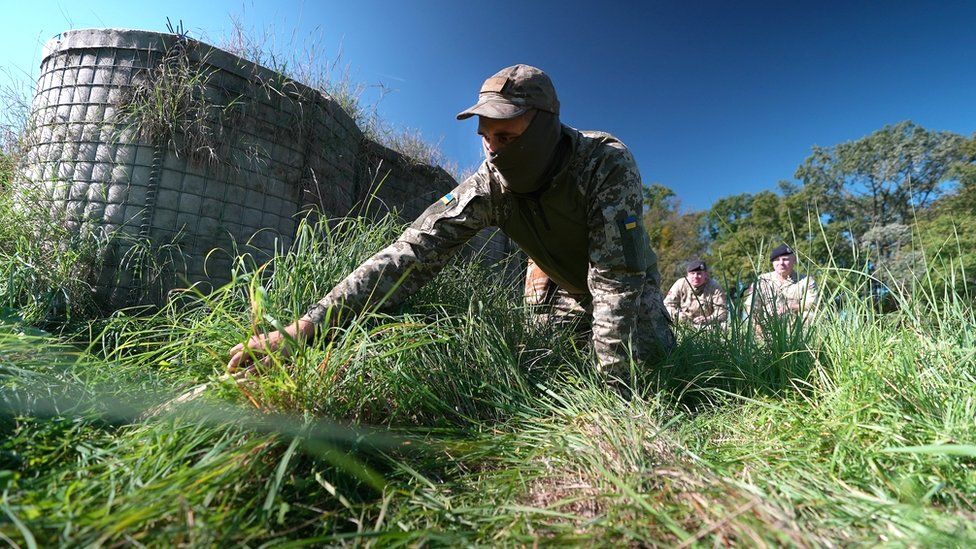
[
  {"left": 915, "top": 213, "right": 976, "bottom": 297},
  {"left": 641, "top": 183, "right": 708, "bottom": 283},
  {"left": 790, "top": 122, "right": 970, "bottom": 299},
  {"left": 794, "top": 121, "right": 969, "bottom": 231},
  {"left": 703, "top": 192, "right": 786, "bottom": 291},
  {"left": 703, "top": 193, "right": 753, "bottom": 241},
  {"left": 943, "top": 133, "right": 976, "bottom": 214},
  {"left": 911, "top": 133, "right": 976, "bottom": 296},
  {"left": 700, "top": 184, "right": 853, "bottom": 297},
  {"left": 642, "top": 183, "right": 675, "bottom": 210}
]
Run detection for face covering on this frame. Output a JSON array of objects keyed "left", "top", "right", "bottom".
[{"left": 485, "top": 111, "right": 562, "bottom": 194}]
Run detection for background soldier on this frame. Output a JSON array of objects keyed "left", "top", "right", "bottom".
[
  {"left": 228, "top": 64, "right": 674, "bottom": 384},
  {"left": 663, "top": 259, "right": 728, "bottom": 328},
  {"left": 744, "top": 244, "right": 818, "bottom": 328}
]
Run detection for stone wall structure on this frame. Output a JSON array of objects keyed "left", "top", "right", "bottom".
[{"left": 19, "top": 28, "right": 512, "bottom": 309}]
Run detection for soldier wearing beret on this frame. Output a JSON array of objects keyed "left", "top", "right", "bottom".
[
  {"left": 663, "top": 259, "right": 728, "bottom": 329},
  {"left": 228, "top": 64, "right": 674, "bottom": 385},
  {"left": 744, "top": 244, "right": 818, "bottom": 329}
]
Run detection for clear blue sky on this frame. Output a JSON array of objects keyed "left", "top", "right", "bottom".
[{"left": 2, "top": 0, "right": 974, "bottom": 211}]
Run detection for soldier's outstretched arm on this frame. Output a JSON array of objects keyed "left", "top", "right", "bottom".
[
  {"left": 584, "top": 145, "right": 648, "bottom": 376},
  {"left": 227, "top": 173, "right": 495, "bottom": 372}
]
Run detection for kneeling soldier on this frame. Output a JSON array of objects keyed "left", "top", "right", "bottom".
[
  {"left": 744, "top": 244, "right": 818, "bottom": 328},
  {"left": 663, "top": 259, "right": 728, "bottom": 328}
]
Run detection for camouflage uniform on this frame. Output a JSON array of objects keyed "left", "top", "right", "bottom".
[
  {"left": 305, "top": 125, "right": 674, "bottom": 376},
  {"left": 663, "top": 277, "right": 728, "bottom": 327},
  {"left": 744, "top": 271, "right": 818, "bottom": 325}
]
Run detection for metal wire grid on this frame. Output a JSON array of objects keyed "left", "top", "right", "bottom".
[{"left": 22, "top": 29, "right": 486, "bottom": 309}]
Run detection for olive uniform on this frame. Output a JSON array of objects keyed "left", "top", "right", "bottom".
[{"left": 305, "top": 125, "right": 674, "bottom": 377}]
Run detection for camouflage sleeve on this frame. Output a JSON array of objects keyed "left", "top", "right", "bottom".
[
  {"left": 585, "top": 144, "right": 647, "bottom": 374},
  {"left": 663, "top": 279, "right": 683, "bottom": 321},
  {"left": 303, "top": 173, "right": 495, "bottom": 324}
]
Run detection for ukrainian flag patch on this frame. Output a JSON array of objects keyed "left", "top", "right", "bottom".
[
  {"left": 624, "top": 215, "right": 638, "bottom": 230},
  {"left": 440, "top": 193, "right": 455, "bottom": 205}
]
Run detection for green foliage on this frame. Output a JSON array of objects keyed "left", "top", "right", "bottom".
[
  {"left": 943, "top": 133, "right": 976, "bottom": 213},
  {"left": 2, "top": 209, "right": 975, "bottom": 545},
  {"left": 914, "top": 213, "right": 976, "bottom": 295},
  {"left": 117, "top": 36, "right": 228, "bottom": 165},
  {"left": 795, "top": 121, "right": 968, "bottom": 230},
  {"left": 641, "top": 183, "right": 707, "bottom": 282},
  {"left": 1, "top": 70, "right": 32, "bottom": 190},
  {"left": 701, "top": 189, "right": 846, "bottom": 292},
  {"left": 0, "top": 192, "right": 104, "bottom": 325},
  {"left": 698, "top": 122, "right": 969, "bottom": 300},
  {"left": 0, "top": 149, "right": 12, "bottom": 189}
]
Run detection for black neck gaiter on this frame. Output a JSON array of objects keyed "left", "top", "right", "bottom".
[{"left": 486, "top": 111, "right": 562, "bottom": 194}]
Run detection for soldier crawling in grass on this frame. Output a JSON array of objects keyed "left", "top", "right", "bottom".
[{"left": 227, "top": 64, "right": 675, "bottom": 386}]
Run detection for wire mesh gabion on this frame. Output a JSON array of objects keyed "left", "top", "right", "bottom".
[{"left": 17, "top": 28, "right": 462, "bottom": 310}]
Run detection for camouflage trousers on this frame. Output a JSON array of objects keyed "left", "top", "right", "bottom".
[{"left": 524, "top": 261, "right": 675, "bottom": 366}]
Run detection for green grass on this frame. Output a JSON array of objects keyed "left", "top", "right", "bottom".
[{"left": 1, "top": 207, "right": 975, "bottom": 546}]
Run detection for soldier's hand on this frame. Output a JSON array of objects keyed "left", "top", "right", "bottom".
[{"left": 226, "top": 319, "right": 316, "bottom": 373}]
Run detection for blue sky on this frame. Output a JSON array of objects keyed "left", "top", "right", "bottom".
[{"left": 2, "top": 0, "right": 974, "bottom": 211}]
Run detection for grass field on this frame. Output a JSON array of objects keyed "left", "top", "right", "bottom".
[{"left": 1, "top": 203, "right": 975, "bottom": 546}]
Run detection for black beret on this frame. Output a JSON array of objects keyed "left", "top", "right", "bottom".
[
  {"left": 770, "top": 244, "right": 795, "bottom": 261},
  {"left": 686, "top": 259, "right": 707, "bottom": 272}
]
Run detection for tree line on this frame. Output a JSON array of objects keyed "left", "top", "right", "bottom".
[
  {"left": 644, "top": 121, "right": 976, "bottom": 303},
  {"left": 3, "top": 118, "right": 974, "bottom": 306}
]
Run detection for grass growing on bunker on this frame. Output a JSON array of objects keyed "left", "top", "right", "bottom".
[
  {"left": 217, "top": 17, "right": 474, "bottom": 178},
  {"left": 1, "top": 205, "right": 975, "bottom": 546},
  {"left": 1, "top": 16, "right": 479, "bottom": 331}
]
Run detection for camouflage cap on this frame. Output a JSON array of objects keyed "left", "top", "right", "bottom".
[
  {"left": 770, "top": 244, "right": 795, "bottom": 261},
  {"left": 456, "top": 64, "right": 560, "bottom": 120}
]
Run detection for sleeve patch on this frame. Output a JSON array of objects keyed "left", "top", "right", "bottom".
[
  {"left": 617, "top": 214, "right": 647, "bottom": 272},
  {"left": 412, "top": 186, "right": 477, "bottom": 233}
]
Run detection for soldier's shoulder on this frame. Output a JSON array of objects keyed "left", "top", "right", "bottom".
[
  {"left": 667, "top": 277, "right": 689, "bottom": 294},
  {"left": 417, "top": 165, "right": 494, "bottom": 221},
  {"left": 797, "top": 272, "right": 816, "bottom": 285},
  {"left": 570, "top": 128, "right": 639, "bottom": 197},
  {"left": 756, "top": 272, "right": 780, "bottom": 285},
  {"left": 461, "top": 162, "right": 491, "bottom": 187},
  {"left": 450, "top": 163, "right": 497, "bottom": 199},
  {"left": 576, "top": 129, "right": 633, "bottom": 164}
]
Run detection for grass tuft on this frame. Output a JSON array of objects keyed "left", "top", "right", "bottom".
[{"left": 1, "top": 206, "right": 974, "bottom": 545}]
